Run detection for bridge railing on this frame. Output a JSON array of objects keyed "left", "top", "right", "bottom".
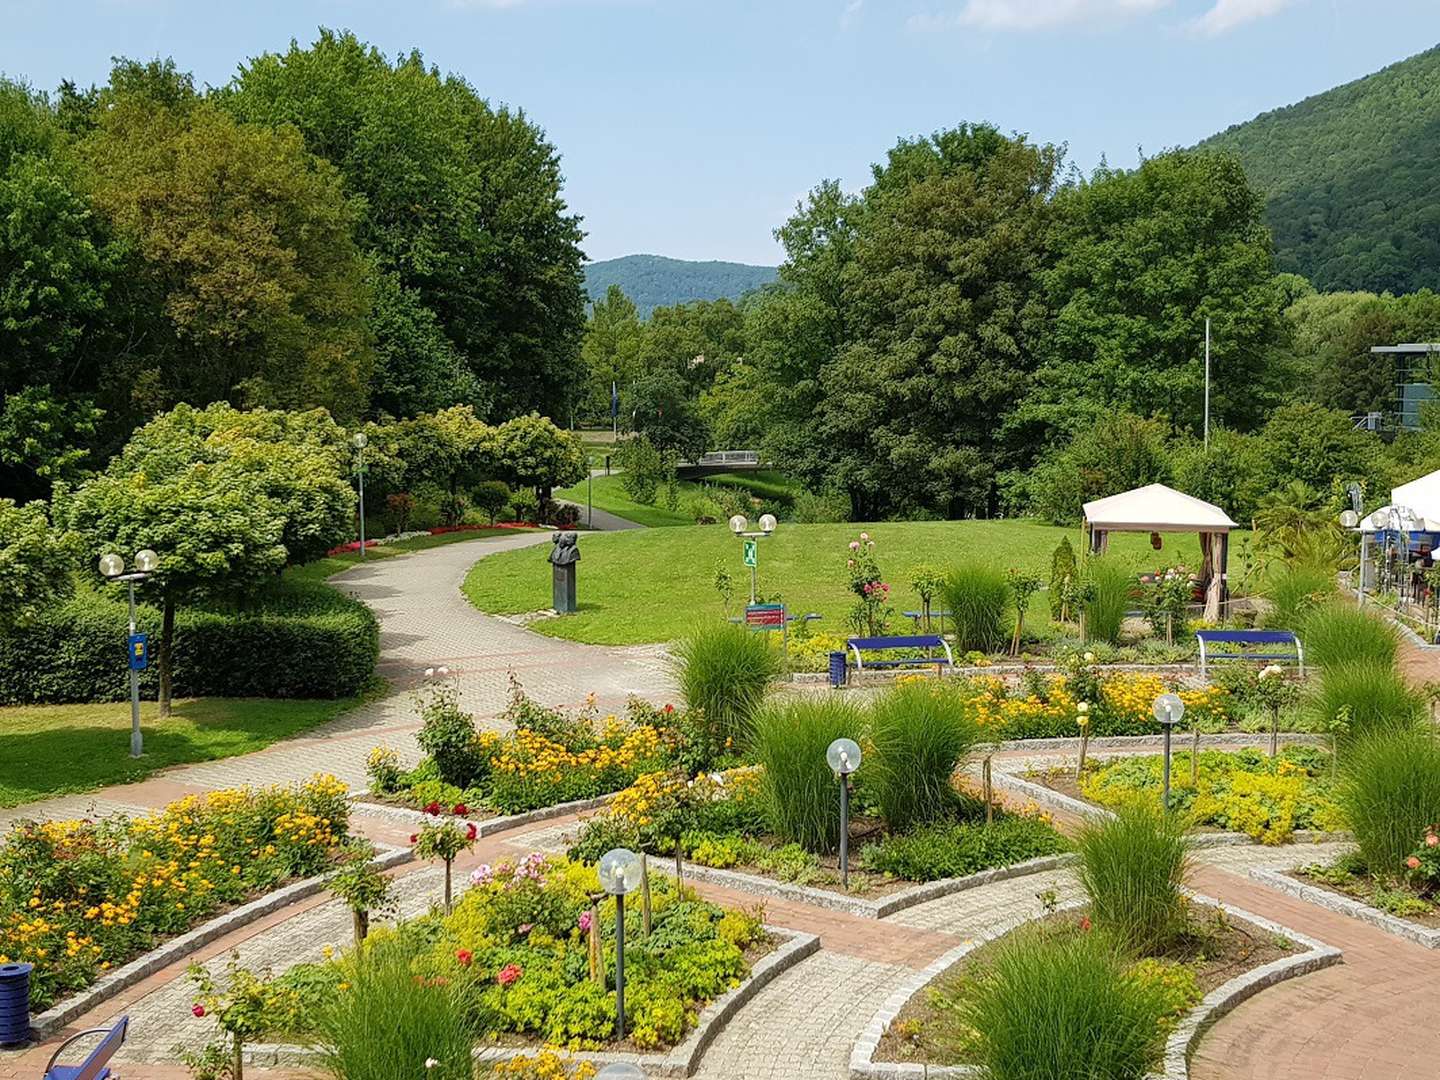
[{"left": 694, "top": 451, "right": 760, "bottom": 467}]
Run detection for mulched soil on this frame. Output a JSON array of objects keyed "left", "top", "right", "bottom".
[
  {"left": 1291, "top": 866, "right": 1440, "bottom": 928},
  {"left": 875, "top": 908, "right": 1298, "bottom": 1067}
]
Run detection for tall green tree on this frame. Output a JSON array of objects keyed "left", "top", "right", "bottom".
[
  {"left": 579, "top": 286, "right": 643, "bottom": 422},
  {"left": 80, "top": 60, "right": 374, "bottom": 420},
  {"left": 0, "top": 499, "right": 76, "bottom": 630},
  {"left": 1024, "top": 150, "right": 1288, "bottom": 440},
  {"left": 224, "top": 29, "right": 587, "bottom": 418},
  {"left": 495, "top": 414, "right": 587, "bottom": 500}
]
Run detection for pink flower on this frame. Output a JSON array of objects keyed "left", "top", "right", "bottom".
[
  {"left": 471, "top": 864, "right": 494, "bottom": 885},
  {"left": 191, "top": 1003, "right": 206, "bottom": 1018},
  {"left": 456, "top": 949, "right": 473, "bottom": 966},
  {"left": 1427, "top": 834, "right": 1439, "bottom": 848},
  {"left": 859, "top": 532, "right": 870, "bottom": 542},
  {"left": 578, "top": 911, "right": 593, "bottom": 932},
  {"left": 847, "top": 559, "right": 855, "bottom": 569},
  {"left": 518, "top": 923, "right": 533, "bottom": 935},
  {"left": 848, "top": 541, "right": 860, "bottom": 552},
  {"left": 1407, "top": 856, "right": 1422, "bottom": 870},
  {"left": 497, "top": 963, "right": 523, "bottom": 987},
  {"left": 466, "top": 823, "right": 477, "bottom": 841}
]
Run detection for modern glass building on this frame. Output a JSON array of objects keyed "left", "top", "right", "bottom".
[{"left": 1371, "top": 343, "right": 1440, "bottom": 430}]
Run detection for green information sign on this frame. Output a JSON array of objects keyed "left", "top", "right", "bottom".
[{"left": 742, "top": 538, "right": 758, "bottom": 568}]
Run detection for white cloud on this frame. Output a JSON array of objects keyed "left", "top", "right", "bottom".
[
  {"left": 1188, "top": 0, "right": 1293, "bottom": 35},
  {"left": 917, "top": 0, "right": 1172, "bottom": 32},
  {"left": 841, "top": 0, "right": 865, "bottom": 30}
]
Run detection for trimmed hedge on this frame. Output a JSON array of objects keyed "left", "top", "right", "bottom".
[{"left": 0, "top": 577, "right": 378, "bottom": 704}]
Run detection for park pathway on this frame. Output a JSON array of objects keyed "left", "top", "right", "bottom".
[{"left": 0, "top": 532, "right": 674, "bottom": 830}]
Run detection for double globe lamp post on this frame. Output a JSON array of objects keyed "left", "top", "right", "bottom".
[
  {"left": 728, "top": 513, "right": 778, "bottom": 606},
  {"left": 98, "top": 548, "right": 160, "bottom": 758}
]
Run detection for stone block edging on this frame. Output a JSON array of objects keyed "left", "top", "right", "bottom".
[
  {"left": 1250, "top": 867, "right": 1440, "bottom": 949},
  {"left": 791, "top": 662, "right": 1200, "bottom": 685},
  {"left": 992, "top": 769, "right": 1349, "bottom": 849},
  {"left": 669, "top": 854, "right": 1078, "bottom": 919},
  {"left": 350, "top": 791, "right": 616, "bottom": 835},
  {"left": 246, "top": 926, "right": 821, "bottom": 1077},
  {"left": 990, "top": 732, "right": 1328, "bottom": 754},
  {"left": 29, "top": 845, "right": 413, "bottom": 1039},
  {"left": 847, "top": 894, "right": 1340, "bottom": 1080}
]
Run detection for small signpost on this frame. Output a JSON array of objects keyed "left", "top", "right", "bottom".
[
  {"left": 742, "top": 538, "right": 758, "bottom": 568},
  {"left": 127, "top": 633, "right": 148, "bottom": 671}
]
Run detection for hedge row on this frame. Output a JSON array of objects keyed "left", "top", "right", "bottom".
[{"left": 0, "top": 578, "right": 379, "bottom": 705}]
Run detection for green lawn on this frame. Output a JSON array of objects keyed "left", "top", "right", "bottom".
[
  {"left": 462, "top": 519, "right": 1230, "bottom": 645},
  {"left": 0, "top": 696, "right": 367, "bottom": 807},
  {"left": 555, "top": 471, "right": 800, "bottom": 528}
]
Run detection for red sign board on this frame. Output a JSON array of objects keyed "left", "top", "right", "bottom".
[{"left": 744, "top": 604, "right": 786, "bottom": 628}]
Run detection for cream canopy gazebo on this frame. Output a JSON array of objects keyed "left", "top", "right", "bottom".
[{"left": 1082, "top": 483, "right": 1239, "bottom": 621}]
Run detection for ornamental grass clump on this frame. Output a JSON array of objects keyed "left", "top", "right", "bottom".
[
  {"left": 671, "top": 621, "right": 781, "bottom": 744},
  {"left": 866, "top": 681, "right": 984, "bottom": 831},
  {"left": 316, "top": 934, "right": 475, "bottom": 1080},
  {"left": 1340, "top": 726, "right": 1440, "bottom": 874},
  {"left": 749, "top": 698, "right": 863, "bottom": 853},
  {"left": 957, "top": 927, "right": 1171, "bottom": 1080},
  {"left": 1082, "top": 557, "right": 1131, "bottom": 645},
  {"left": 1299, "top": 601, "right": 1398, "bottom": 670},
  {"left": 941, "top": 563, "right": 1012, "bottom": 654},
  {"left": 1076, "top": 803, "right": 1190, "bottom": 955},
  {"left": 1263, "top": 563, "right": 1337, "bottom": 630},
  {"left": 1305, "top": 660, "right": 1423, "bottom": 743}
]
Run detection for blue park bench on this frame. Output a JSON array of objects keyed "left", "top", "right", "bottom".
[
  {"left": 42, "top": 1016, "right": 128, "bottom": 1080},
  {"left": 1195, "top": 630, "right": 1304, "bottom": 679},
  {"left": 847, "top": 634, "right": 955, "bottom": 675}
]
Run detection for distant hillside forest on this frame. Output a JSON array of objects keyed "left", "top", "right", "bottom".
[
  {"left": 1201, "top": 44, "right": 1440, "bottom": 295},
  {"left": 584, "top": 255, "right": 777, "bottom": 318}
]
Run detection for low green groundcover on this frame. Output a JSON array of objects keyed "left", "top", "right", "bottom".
[
  {"left": 1073, "top": 746, "right": 1345, "bottom": 844},
  {"left": 277, "top": 855, "right": 768, "bottom": 1050}
]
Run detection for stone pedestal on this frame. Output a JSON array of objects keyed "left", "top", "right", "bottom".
[{"left": 553, "top": 562, "right": 577, "bottom": 614}]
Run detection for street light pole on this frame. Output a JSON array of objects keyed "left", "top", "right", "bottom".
[
  {"left": 1153, "top": 694, "right": 1185, "bottom": 812},
  {"left": 126, "top": 579, "right": 141, "bottom": 757},
  {"left": 101, "top": 550, "right": 158, "bottom": 759},
  {"left": 353, "top": 432, "right": 368, "bottom": 559}
]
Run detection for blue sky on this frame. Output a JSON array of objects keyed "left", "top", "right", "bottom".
[{"left": 1, "top": 0, "right": 1437, "bottom": 265}]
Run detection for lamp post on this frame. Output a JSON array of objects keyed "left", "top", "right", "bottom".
[
  {"left": 99, "top": 549, "right": 159, "bottom": 758},
  {"left": 352, "top": 432, "right": 368, "bottom": 558},
  {"left": 826, "top": 738, "right": 862, "bottom": 890},
  {"left": 598, "top": 847, "right": 644, "bottom": 1041},
  {"left": 1152, "top": 693, "right": 1185, "bottom": 812},
  {"left": 729, "top": 514, "right": 778, "bottom": 605},
  {"left": 1340, "top": 510, "right": 1362, "bottom": 602}
]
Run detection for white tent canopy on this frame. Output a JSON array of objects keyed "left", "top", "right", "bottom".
[
  {"left": 1388, "top": 470, "right": 1440, "bottom": 532},
  {"left": 1082, "top": 484, "right": 1238, "bottom": 534},
  {"left": 1081, "top": 484, "right": 1236, "bottom": 620}
]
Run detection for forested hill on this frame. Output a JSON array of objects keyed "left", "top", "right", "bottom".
[
  {"left": 584, "top": 255, "right": 777, "bottom": 318},
  {"left": 1200, "top": 44, "right": 1440, "bottom": 294}
]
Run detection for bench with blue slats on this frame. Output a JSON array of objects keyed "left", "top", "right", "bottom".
[
  {"left": 847, "top": 634, "right": 954, "bottom": 674},
  {"left": 1195, "top": 630, "right": 1304, "bottom": 677}
]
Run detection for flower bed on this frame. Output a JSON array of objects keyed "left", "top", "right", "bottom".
[
  {"left": 361, "top": 686, "right": 679, "bottom": 820},
  {"left": 0, "top": 774, "right": 350, "bottom": 1009},
  {"left": 873, "top": 902, "right": 1300, "bottom": 1073},
  {"left": 274, "top": 853, "right": 772, "bottom": 1052},
  {"left": 567, "top": 767, "right": 1067, "bottom": 899},
  {"left": 1294, "top": 843, "right": 1440, "bottom": 928},
  {"left": 1043, "top": 746, "right": 1344, "bottom": 844}
]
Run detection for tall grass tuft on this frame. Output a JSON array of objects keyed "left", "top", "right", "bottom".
[
  {"left": 1264, "top": 563, "right": 1338, "bottom": 630},
  {"left": 866, "top": 680, "right": 985, "bottom": 831},
  {"left": 671, "top": 622, "right": 781, "bottom": 744},
  {"left": 749, "top": 698, "right": 863, "bottom": 853},
  {"left": 317, "top": 933, "right": 477, "bottom": 1080},
  {"left": 1304, "top": 660, "right": 1423, "bottom": 742},
  {"left": 941, "top": 564, "right": 1012, "bottom": 653},
  {"left": 1299, "top": 601, "right": 1398, "bottom": 670},
  {"left": 1083, "top": 557, "right": 1132, "bottom": 645},
  {"left": 957, "top": 927, "right": 1170, "bottom": 1080},
  {"left": 1340, "top": 726, "right": 1440, "bottom": 873},
  {"left": 1075, "top": 802, "right": 1190, "bottom": 955}
]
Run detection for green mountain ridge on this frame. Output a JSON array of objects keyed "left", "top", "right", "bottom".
[
  {"left": 1199, "top": 44, "right": 1440, "bottom": 295},
  {"left": 584, "top": 254, "right": 777, "bottom": 318}
]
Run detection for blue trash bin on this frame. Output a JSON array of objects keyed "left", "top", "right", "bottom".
[
  {"left": 0, "top": 962, "right": 32, "bottom": 1046},
  {"left": 828, "top": 650, "right": 847, "bottom": 689}
]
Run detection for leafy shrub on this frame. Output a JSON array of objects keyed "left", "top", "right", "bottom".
[
  {"left": 957, "top": 927, "right": 1171, "bottom": 1080},
  {"left": 750, "top": 698, "right": 863, "bottom": 853},
  {"left": 317, "top": 933, "right": 477, "bottom": 1080},
  {"left": 508, "top": 488, "right": 541, "bottom": 523},
  {"left": 1076, "top": 803, "right": 1190, "bottom": 954},
  {"left": 0, "top": 580, "right": 377, "bottom": 705},
  {"left": 941, "top": 564, "right": 1012, "bottom": 653},
  {"left": 617, "top": 435, "right": 663, "bottom": 505},
  {"left": 1083, "top": 557, "right": 1132, "bottom": 644},
  {"left": 862, "top": 816, "right": 1064, "bottom": 882},
  {"left": 1299, "top": 601, "right": 1398, "bottom": 670},
  {"left": 1263, "top": 563, "right": 1337, "bottom": 629},
  {"left": 1305, "top": 660, "right": 1423, "bottom": 742},
  {"left": 1049, "top": 536, "right": 1078, "bottom": 620},
  {"left": 671, "top": 622, "right": 780, "bottom": 747},
  {"left": 866, "top": 681, "right": 984, "bottom": 830},
  {"left": 414, "top": 683, "right": 484, "bottom": 787},
  {"left": 792, "top": 488, "right": 850, "bottom": 524},
  {"left": 1340, "top": 726, "right": 1440, "bottom": 873},
  {"left": 471, "top": 480, "right": 512, "bottom": 524},
  {"left": 541, "top": 499, "right": 582, "bottom": 528}
]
